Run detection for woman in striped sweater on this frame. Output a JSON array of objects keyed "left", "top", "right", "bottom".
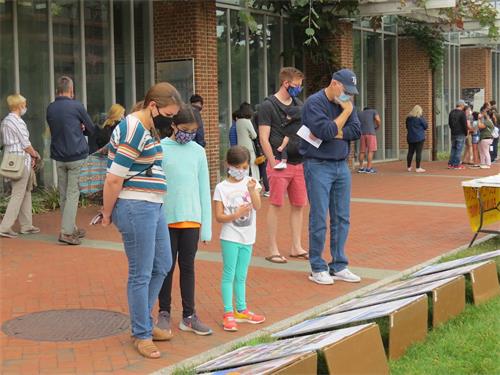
[{"left": 102, "top": 83, "right": 182, "bottom": 359}]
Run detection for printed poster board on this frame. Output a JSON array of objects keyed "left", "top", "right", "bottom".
[
  {"left": 325, "top": 276, "right": 460, "bottom": 315},
  {"left": 366, "top": 261, "right": 491, "bottom": 295},
  {"left": 272, "top": 296, "right": 424, "bottom": 339},
  {"left": 411, "top": 249, "right": 500, "bottom": 277},
  {"left": 462, "top": 176, "right": 500, "bottom": 233},
  {"left": 196, "top": 324, "right": 370, "bottom": 373}
]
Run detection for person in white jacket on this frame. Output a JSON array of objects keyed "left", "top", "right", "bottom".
[{"left": 236, "top": 102, "right": 260, "bottom": 181}]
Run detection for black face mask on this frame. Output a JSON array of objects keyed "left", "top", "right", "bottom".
[{"left": 151, "top": 107, "right": 173, "bottom": 138}]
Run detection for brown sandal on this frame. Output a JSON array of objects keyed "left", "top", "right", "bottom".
[
  {"left": 152, "top": 326, "right": 173, "bottom": 341},
  {"left": 133, "top": 338, "right": 161, "bottom": 359}
]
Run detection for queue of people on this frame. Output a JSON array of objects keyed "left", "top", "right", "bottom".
[{"left": 2, "top": 66, "right": 498, "bottom": 359}]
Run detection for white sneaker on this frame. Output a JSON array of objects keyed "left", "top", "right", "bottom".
[
  {"left": 274, "top": 161, "right": 287, "bottom": 170},
  {"left": 331, "top": 268, "right": 361, "bottom": 283},
  {"left": 480, "top": 165, "right": 491, "bottom": 169},
  {"left": 407, "top": 167, "right": 412, "bottom": 172},
  {"left": 416, "top": 168, "right": 426, "bottom": 173},
  {"left": 308, "top": 271, "right": 334, "bottom": 285}
]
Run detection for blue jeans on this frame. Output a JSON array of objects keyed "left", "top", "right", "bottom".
[
  {"left": 304, "top": 159, "right": 351, "bottom": 273},
  {"left": 112, "top": 199, "right": 172, "bottom": 339},
  {"left": 448, "top": 134, "right": 465, "bottom": 167}
]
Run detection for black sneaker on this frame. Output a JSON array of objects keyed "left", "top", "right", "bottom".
[{"left": 179, "top": 314, "right": 212, "bottom": 336}]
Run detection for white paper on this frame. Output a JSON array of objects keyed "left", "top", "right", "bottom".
[{"left": 297, "top": 125, "right": 322, "bottom": 148}]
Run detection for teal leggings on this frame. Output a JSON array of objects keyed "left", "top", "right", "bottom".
[{"left": 221, "top": 239, "right": 253, "bottom": 313}]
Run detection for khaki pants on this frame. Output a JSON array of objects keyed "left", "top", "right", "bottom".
[
  {"left": 0, "top": 165, "right": 33, "bottom": 232},
  {"left": 56, "top": 159, "right": 84, "bottom": 235}
]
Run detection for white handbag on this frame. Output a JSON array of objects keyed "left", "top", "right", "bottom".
[{"left": 0, "top": 152, "right": 25, "bottom": 180}]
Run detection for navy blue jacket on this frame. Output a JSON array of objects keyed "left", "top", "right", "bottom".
[
  {"left": 300, "top": 90, "right": 361, "bottom": 161},
  {"left": 46, "top": 96, "right": 96, "bottom": 162},
  {"left": 192, "top": 106, "right": 206, "bottom": 148},
  {"left": 406, "top": 116, "right": 427, "bottom": 143}
]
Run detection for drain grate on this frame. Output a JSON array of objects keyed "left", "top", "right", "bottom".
[{"left": 2, "top": 309, "right": 130, "bottom": 342}]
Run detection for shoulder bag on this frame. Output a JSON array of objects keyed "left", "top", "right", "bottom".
[{"left": 0, "top": 152, "right": 25, "bottom": 180}]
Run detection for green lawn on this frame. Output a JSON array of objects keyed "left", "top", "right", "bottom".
[{"left": 390, "top": 296, "right": 500, "bottom": 375}]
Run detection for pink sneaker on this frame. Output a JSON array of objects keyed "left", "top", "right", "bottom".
[
  {"left": 234, "top": 309, "right": 266, "bottom": 324},
  {"left": 223, "top": 312, "right": 238, "bottom": 332}
]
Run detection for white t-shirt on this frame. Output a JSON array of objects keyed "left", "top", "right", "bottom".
[{"left": 213, "top": 176, "right": 262, "bottom": 245}]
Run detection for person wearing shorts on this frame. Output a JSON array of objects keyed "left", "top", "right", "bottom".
[
  {"left": 357, "top": 107, "right": 380, "bottom": 174},
  {"left": 258, "top": 67, "right": 308, "bottom": 264}
]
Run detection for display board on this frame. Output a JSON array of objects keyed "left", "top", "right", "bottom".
[
  {"left": 324, "top": 276, "right": 460, "bottom": 315},
  {"left": 272, "top": 296, "right": 424, "bottom": 339},
  {"left": 196, "top": 324, "right": 370, "bottom": 373},
  {"left": 411, "top": 250, "right": 500, "bottom": 277},
  {"left": 365, "top": 261, "right": 491, "bottom": 296},
  {"left": 204, "top": 353, "right": 317, "bottom": 375}
]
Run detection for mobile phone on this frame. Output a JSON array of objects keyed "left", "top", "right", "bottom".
[{"left": 90, "top": 212, "right": 103, "bottom": 225}]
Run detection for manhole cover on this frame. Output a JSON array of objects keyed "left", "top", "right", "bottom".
[{"left": 1, "top": 309, "right": 130, "bottom": 342}]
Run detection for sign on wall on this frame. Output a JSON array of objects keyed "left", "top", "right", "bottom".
[
  {"left": 462, "top": 88, "right": 485, "bottom": 111},
  {"left": 156, "top": 59, "right": 195, "bottom": 103}
]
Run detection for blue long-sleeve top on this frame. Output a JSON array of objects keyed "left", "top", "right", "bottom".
[
  {"left": 300, "top": 90, "right": 361, "bottom": 160},
  {"left": 161, "top": 137, "right": 212, "bottom": 241},
  {"left": 406, "top": 116, "right": 428, "bottom": 143},
  {"left": 46, "top": 96, "right": 96, "bottom": 162}
]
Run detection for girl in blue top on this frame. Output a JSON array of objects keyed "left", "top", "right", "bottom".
[{"left": 157, "top": 105, "right": 213, "bottom": 336}]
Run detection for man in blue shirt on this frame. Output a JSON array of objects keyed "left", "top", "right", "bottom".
[
  {"left": 46, "top": 76, "right": 95, "bottom": 245},
  {"left": 301, "top": 68, "right": 361, "bottom": 285}
]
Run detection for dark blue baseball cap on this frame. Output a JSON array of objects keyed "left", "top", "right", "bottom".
[{"left": 332, "top": 69, "right": 359, "bottom": 95}]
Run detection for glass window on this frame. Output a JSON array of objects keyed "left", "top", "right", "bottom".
[
  {"left": 134, "top": 0, "right": 152, "bottom": 102},
  {"left": 114, "top": 1, "right": 134, "bottom": 111},
  {"left": 352, "top": 30, "right": 362, "bottom": 109},
  {"left": 0, "top": 0, "right": 14, "bottom": 116},
  {"left": 84, "top": 0, "right": 112, "bottom": 126},
  {"left": 18, "top": 0, "right": 52, "bottom": 185},
  {"left": 217, "top": 8, "right": 230, "bottom": 178},
  {"left": 52, "top": 0, "right": 83, "bottom": 100},
  {"left": 362, "top": 31, "right": 384, "bottom": 160},
  {"left": 384, "top": 35, "right": 398, "bottom": 159},
  {"left": 249, "top": 14, "right": 265, "bottom": 105},
  {"left": 230, "top": 9, "right": 248, "bottom": 111},
  {"left": 266, "top": 15, "right": 281, "bottom": 96},
  {"left": 283, "top": 17, "right": 294, "bottom": 66}
]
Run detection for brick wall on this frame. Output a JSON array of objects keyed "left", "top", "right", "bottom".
[
  {"left": 153, "top": 0, "right": 219, "bottom": 186},
  {"left": 398, "top": 37, "right": 433, "bottom": 158},
  {"left": 304, "top": 22, "right": 354, "bottom": 95},
  {"left": 460, "top": 47, "right": 493, "bottom": 103}
]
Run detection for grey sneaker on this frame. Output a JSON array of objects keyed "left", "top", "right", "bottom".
[
  {"left": 0, "top": 229, "right": 19, "bottom": 238},
  {"left": 157, "top": 311, "right": 171, "bottom": 332},
  {"left": 74, "top": 228, "right": 86, "bottom": 238},
  {"left": 58, "top": 233, "right": 81, "bottom": 245},
  {"left": 179, "top": 314, "right": 213, "bottom": 336},
  {"left": 20, "top": 226, "right": 41, "bottom": 234}
]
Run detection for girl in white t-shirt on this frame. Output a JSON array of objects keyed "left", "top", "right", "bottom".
[{"left": 213, "top": 146, "right": 265, "bottom": 331}]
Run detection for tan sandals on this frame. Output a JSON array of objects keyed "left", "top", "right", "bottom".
[
  {"left": 133, "top": 339, "right": 161, "bottom": 359},
  {"left": 152, "top": 326, "right": 173, "bottom": 341}
]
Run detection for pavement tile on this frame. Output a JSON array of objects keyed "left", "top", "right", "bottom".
[{"left": 0, "top": 160, "right": 495, "bottom": 374}]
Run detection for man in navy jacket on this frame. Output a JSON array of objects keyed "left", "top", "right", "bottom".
[
  {"left": 301, "top": 68, "right": 361, "bottom": 285},
  {"left": 46, "top": 76, "right": 95, "bottom": 245}
]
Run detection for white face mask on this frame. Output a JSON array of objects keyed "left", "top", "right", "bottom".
[{"left": 20, "top": 107, "right": 27, "bottom": 116}]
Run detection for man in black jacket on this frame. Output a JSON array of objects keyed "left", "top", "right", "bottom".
[
  {"left": 46, "top": 76, "right": 95, "bottom": 245},
  {"left": 448, "top": 100, "right": 467, "bottom": 170}
]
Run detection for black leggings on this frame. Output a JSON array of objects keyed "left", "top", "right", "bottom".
[
  {"left": 407, "top": 141, "right": 424, "bottom": 168},
  {"left": 258, "top": 160, "right": 270, "bottom": 192},
  {"left": 158, "top": 227, "right": 199, "bottom": 318}
]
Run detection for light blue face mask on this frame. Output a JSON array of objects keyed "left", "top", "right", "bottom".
[
  {"left": 337, "top": 92, "right": 352, "bottom": 103},
  {"left": 228, "top": 166, "right": 249, "bottom": 181}
]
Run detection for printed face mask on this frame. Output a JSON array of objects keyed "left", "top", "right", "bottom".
[
  {"left": 228, "top": 166, "right": 249, "bottom": 181},
  {"left": 287, "top": 85, "right": 303, "bottom": 98},
  {"left": 175, "top": 129, "right": 197, "bottom": 144}
]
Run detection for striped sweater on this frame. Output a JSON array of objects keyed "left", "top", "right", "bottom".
[{"left": 107, "top": 115, "right": 166, "bottom": 203}]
